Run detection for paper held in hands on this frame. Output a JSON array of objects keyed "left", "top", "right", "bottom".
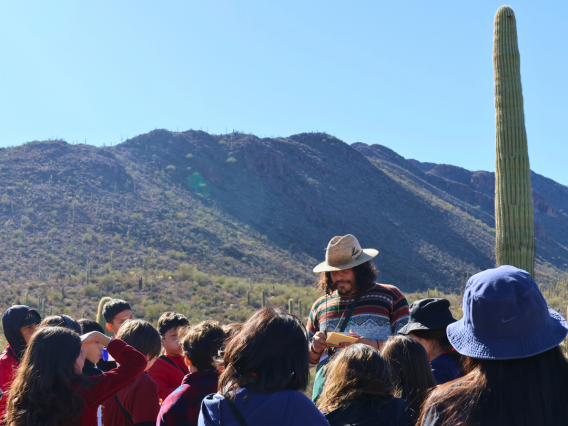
[{"left": 326, "top": 332, "right": 359, "bottom": 347}]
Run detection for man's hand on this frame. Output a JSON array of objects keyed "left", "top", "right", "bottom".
[
  {"left": 312, "top": 331, "right": 329, "bottom": 354},
  {"left": 348, "top": 330, "right": 383, "bottom": 351}
]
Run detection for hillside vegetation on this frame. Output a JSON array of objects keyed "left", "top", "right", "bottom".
[{"left": 0, "top": 129, "right": 567, "bottom": 322}]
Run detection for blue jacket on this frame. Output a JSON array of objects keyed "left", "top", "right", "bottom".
[
  {"left": 431, "top": 352, "right": 461, "bottom": 385},
  {"left": 199, "top": 388, "right": 330, "bottom": 426}
]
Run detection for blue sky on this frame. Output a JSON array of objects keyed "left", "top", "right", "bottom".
[{"left": 0, "top": 1, "right": 566, "bottom": 184}]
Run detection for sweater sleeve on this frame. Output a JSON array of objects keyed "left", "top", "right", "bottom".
[{"left": 81, "top": 339, "right": 147, "bottom": 408}]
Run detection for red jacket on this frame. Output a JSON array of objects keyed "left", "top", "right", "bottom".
[
  {"left": 148, "top": 354, "right": 189, "bottom": 401},
  {"left": 102, "top": 372, "right": 160, "bottom": 426},
  {"left": 0, "top": 345, "right": 19, "bottom": 416},
  {"left": 77, "top": 338, "right": 147, "bottom": 426}
]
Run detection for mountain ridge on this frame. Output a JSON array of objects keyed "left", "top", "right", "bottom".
[{"left": 0, "top": 130, "right": 566, "bottom": 295}]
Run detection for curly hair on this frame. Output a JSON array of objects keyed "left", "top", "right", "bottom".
[
  {"left": 5, "top": 327, "right": 89, "bottom": 426},
  {"left": 316, "top": 261, "right": 379, "bottom": 295}
]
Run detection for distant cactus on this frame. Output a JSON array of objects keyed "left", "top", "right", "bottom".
[
  {"left": 493, "top": 6, "right": 535, "bottom": 276},
  {"left": 261, "top": 290, "right": 266, "bottom": 308},
  {"left": 96, "top": 297, "right": 113, "bottom": 336},
  {"left": 138, "top": 277, "right": 142, "bottom": 290},
  {"left": 247, "top": 291, "right": 251, "bottom": 305},
  {"left": 288, "top": 299, "right": 294, "bottom": 315},
  {"left": 298, "top": 299, "right": 302, "bottom": 318}
]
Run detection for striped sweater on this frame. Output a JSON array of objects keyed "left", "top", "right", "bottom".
[{"left": 307, "top": 283, "right": 410, "bottom": 342}]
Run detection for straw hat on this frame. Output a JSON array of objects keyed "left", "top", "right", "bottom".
[{"left": 313, "top": 234, "right": 378, "bottom": 273}]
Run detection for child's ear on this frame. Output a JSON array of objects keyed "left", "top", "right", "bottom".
[
  {"left": 183, "top": 354, "right": 191, "bottom": 367},
  {"left": 105, "top": 323, "right": 113, "bottom": 333}
]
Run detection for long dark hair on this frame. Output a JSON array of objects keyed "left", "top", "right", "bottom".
[
  {"left": 218, "top": 307, "right": 309, "bottom": 396},
  {"left": 418, "top": 346, "right": 568, "bottom": 426},
  {"left": 5, "top": 327, "right": 89, "bottom": 426},
  {"left": 317, "top": 344, "right": 393, "bottom": 412},
  {"left": 411, "top": 327, "right": 466, "bottom": 376},
  {"left": 317, "top": 261, "right": 378, "bottom": 295},
  {"left": 382, "top": 335, "right": 436, "bottom": 414}
]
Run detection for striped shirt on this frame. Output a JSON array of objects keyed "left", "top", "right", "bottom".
[{"left": 307, "top": 283, "right": 410, "bottom": 342}]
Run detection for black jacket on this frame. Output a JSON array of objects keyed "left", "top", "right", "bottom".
[
  {"left": 82, "top": 360, "right": 103, "bottom": 377},
  {"left": 324, "top": 396, "right": 410, "bottom": 426},
  {"left": 1, "top": 305, "right": 40, "bottom": 361}
]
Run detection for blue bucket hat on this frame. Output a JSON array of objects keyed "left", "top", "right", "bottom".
[{"left": 447, "top": 265, "right": 568, "bottom": 360}]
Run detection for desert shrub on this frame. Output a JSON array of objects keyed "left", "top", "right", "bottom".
[
  {"left": 99, "top": 275, "right": 115, "bottom": 291},
  {"left": 83, "top": 284, "right": 96, "bottom": 297}
]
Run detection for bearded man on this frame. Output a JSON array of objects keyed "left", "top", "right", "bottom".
[{"left": 307, "top": 234, "right": 410, "bottom": 399}]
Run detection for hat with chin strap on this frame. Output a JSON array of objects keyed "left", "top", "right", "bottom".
[{"left": 313, "top": 234, "right": 378, "bottom": 273}]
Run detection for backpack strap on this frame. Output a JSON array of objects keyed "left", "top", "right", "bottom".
[
  {"left": 114, "top": 394, "right": 134, "bottom": 425},
  {"left": 159, "top": 355, "right": 187, "bottom": 374},
  {"left": 225, "top": 396, "right": 249, "bottom": 426}
]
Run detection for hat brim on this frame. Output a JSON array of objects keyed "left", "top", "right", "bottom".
[
  {"left": 398, "top": 317, "right": 456, "bottom": 335},
  {"left": 19, "top": 310, "right": 41, "bottom": 328},
  {"left": 447, "top": 308, "right": 568, "bottom": 360},
  {"left": 313, "top": 249, "right": 378, "bottom": 273}
]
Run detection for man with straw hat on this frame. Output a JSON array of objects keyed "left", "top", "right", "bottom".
[{"left": 307, "top": 235, "right": 410, "bottom": 399}]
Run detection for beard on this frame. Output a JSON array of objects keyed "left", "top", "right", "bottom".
[{"left": 335, "top": 280, "right": 354, "bottom": 296}]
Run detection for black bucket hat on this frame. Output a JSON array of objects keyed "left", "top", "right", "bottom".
[{"left": 398, "top": 298, "right": 456, "bottom": 335}]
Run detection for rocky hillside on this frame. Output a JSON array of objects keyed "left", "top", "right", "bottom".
[{"left": 0, "top": 130, "right": 566, "bottom": 294}]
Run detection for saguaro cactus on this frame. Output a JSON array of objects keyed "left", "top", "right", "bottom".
[
  {"left": 96, "top": 296, "right": 113, "bottom": 336},
  {"left": 493, "top": 6, "right": 535, "bottom": 276}
]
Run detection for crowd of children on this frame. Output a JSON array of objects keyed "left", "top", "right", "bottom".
[{"left": 0, "top": 264, "right": 567, "bottom": 426}]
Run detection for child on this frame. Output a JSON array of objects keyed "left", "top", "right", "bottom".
[
  {"left": 79, "top": 319, "right": 105, "bottom": 426},
  {"left": 78, "top": 319, "right": 105, "bottom": 377},
  {"left": 102, "top": 299, "right": 133, "bottom": 335},
  {"left": 158, "top": 320, "right": 226, "bottom": 426},
  {"left": 0, "top": 305, "right": 41, "bottom": 416},
  {"left": 38, "top": 314, "right": 82, "bottom": 334},
  {"left": 4, "top": 326, "right": 147, "bottom": 426},
  {"left": 148, "top": 312, "right": 190, "bottom": 400},
  {"left": 102, "top": 319, "right": 162, "bottom": 426},
  {"left": 99, "top": 299, "right": 133, "bottom": 372}
]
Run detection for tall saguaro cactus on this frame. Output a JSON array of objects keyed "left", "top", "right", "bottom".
[
  {"left": 493, "top": 6, "right": 535, "bottom": 276},
  {"left": 96, "top": 297, "right": 113, "bottom": 336}
]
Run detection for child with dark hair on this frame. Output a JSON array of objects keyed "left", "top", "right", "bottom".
[
  {"left": 99, "top": 299, "right": 133, "bottom": 372},
  {"left": 78, "top": 319, "right": 105, "bottom": 377},
  {"left": 0, "top": 305, "right": 41, "bottom": 416},
  {"left": 102, "top": 319, "right": 162, "bottom": 426},
  {"left": 78, "top": 319, "right": 106, "bottom": 426},
  {"left": 158, "top": 320, "right": 226, "bottom": 426},
  {"left": 39, "top": 314, "right": 82, "bottom": 334},
  {"left": 102, "top": 299, "right": 133, "bottom": 335},
  {"left": 199, "top": 307, "right": 328, "bottom": 426},
  {"left": 4, "top": 326, "right": 147, "bottom": 426},
  {"left": 398, "top": 298, "right": 463, "bottom": 384},
  {"left": 382, "top": 335, "right": 435, "bottom": 424},
  {"left": 148, "top": 312, "right": 190, "bottom": 400}
]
